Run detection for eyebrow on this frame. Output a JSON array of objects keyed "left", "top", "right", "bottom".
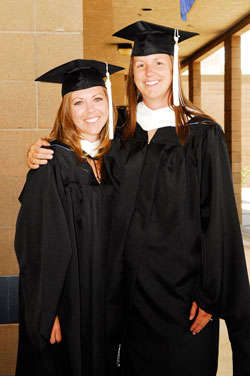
[
  {"left": 71, "top": 93, "right": 104, "bottom": 101},
  {"left": 72, "top": 97, "right": 83, "bottom": 101}
]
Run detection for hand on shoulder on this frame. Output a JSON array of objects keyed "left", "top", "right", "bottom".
[{"left": 27, "top": 138, "right": 54, "bottom": 169}]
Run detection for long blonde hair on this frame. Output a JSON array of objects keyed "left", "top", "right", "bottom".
[
  {"left": 48, "top": 87, "right": 116, "bottom": 160},
  {"left": 125, "top": 55, "right": 213, "bottom": 143}
]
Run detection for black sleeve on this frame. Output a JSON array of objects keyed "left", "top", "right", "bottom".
[
  {"left": 197, "top": 124, "right": 250, "bottom": 374},
  {"left": 104, "top": 136, "right": 126, "bottom": 191},
  {"left": 15, "top": 161, "right": 72, "bottom": 350}
]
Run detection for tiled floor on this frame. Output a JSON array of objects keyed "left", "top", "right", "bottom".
[{"left": 217, "top": 231, "right": 250, "bottom": 375}]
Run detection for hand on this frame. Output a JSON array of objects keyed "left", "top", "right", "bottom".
[
  {"left": 27, "top": 138, "right": 53, "bottom": 169},
  {"left": 50, "top": 316, "right": 62, "bottom": 344},
  {"left": 189, "top": 301, "right": 212, "bottom": 335}
]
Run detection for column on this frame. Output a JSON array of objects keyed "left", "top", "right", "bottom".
[
  {"left": 224, "top": 35, "right": 242, "bottom": 218},
  {"left": 188, "top": 61, "right": 201, "bottom": 107}
]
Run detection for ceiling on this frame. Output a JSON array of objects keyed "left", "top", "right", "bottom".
[{"left": 83, "top": 0, "right": 250, "bottom": 67}]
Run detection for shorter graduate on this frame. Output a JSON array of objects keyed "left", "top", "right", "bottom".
[{"left": 14, "top": 59, "right": 123, "bottom": 376}]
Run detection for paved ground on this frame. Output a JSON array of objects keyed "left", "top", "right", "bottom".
[{"left": 217, "top": 230, "right": 250, "bottom": 375}]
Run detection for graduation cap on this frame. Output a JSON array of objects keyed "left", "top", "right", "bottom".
[
  {"left": 113, "top": 21, "right": 198, "bottom": 106},
  {"left": 35, "top": 59, "right": 124, "bottom": 139}
]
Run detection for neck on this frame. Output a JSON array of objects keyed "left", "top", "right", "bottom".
[
  {"left": 142, "top": 91, "right": 171, "bottom": 110},
  {"left": 81, "top": 135, "right": 100, "bottom": 143}
]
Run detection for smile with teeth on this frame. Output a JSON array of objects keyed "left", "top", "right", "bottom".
[
  {"left": 85, "top": 117, "right": 99, "bottom": 123},
  {"left": 145, "top": 80, "right": 159, "bottom": 86}
]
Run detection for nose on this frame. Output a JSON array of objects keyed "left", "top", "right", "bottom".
[
  {"left": 85, "top": 100, "right": 95, "bottom": 115},
  {"left": 145, "top": 64, "right": 153, "bottom": 77}
]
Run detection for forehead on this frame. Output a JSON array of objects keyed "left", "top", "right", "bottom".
[
  {"left": 134, "top": 54, "right": 170, "bottom": 62},
  {"left": 71, "top": 86, "right": 106, "bottom": 99}
]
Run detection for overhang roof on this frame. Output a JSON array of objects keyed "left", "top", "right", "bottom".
[
  {"left": 112, "top": 0, "right": 249, "bottom": 57},
  {"left": 84, "top": 0, "right": 250, "bottom": 66}
]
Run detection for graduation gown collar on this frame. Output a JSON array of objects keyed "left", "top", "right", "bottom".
[
  {"left": 134, "top": 116, "right": 215, "bottom": 145},
  {"left": 133, "top": 122, "right": 181, "bottom": 145}
]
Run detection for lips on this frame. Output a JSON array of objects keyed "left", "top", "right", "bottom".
[
  {"left": 85, "top": 117, "right": 99, "bottom": 123},
  {"left": 145, "top": 80, "right": 159, "bottom": 87}
]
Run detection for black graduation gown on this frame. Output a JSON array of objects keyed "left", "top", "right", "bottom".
[
  {"left": 106, "top": 118, "right": 250, "bottom": 375},
  {"left": 15, "top": 142, "right": 113, "bottom": 376}
]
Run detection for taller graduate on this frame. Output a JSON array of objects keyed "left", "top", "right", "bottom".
[
  {"left": 14, "top": 59, "right": 123, "bottom": 376},
  {"left": 106, "top": 21, "right": 250, "bottom": 376}
]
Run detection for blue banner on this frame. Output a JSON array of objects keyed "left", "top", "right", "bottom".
[{"left": 180, "top": 0, "right": 195, "bottom": 20}]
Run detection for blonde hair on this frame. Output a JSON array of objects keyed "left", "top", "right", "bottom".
[
  {"left": 125, "top": 55, "right": 213, "bottom": 143},
  {"left": 48, "top": 87, "right": 116, "bottom": 160}
]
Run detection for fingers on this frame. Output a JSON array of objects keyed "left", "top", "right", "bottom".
[
  {"left": 190, "top": 305, "right": 212, "bottom": 335},
  {"left": 50, "top": 328, "right": 62, "bottom": 344},
  {"left": 28, "top": 157, "right": 49, "bottom": 170},
  {"left": 27, "top": 138, "right": 53, "bottom": 169},
  {"left": 32, "top": 158, "right": 49, "bottom": 165},
  {"left": 55, "top": 327, "right": 62, "bottom": 343},
  {"left": 50, "top": 332, "right": 56, "bottom": 344},
  {"left": 189, "top": 301, "right": 198, "bottom": 320},
  {"left": 30, "top": 148, "right": 54, "bottom": 158},
  {"left": 50, "top": 316, "right": 62, "bottom": 344}
]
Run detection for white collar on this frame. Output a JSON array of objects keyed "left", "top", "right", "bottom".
[
  {"left": 136, "top": 101, "right": 176, "bottom": 131},
  {"left": 80, "top": 139, "right": 100, "bottom": 157}
]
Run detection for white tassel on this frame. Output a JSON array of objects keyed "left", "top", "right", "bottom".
[
  {"left": 105, "top": 63, "right": 114, "bottom": 140},
  {"left": 173, "top": 29, "right": 180, "bottom": 106}
]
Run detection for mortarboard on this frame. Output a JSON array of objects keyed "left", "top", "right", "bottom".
[
  {"left": 113, "top": 21, "right": 198, "bottom": 57},
  {"left": 35, "top": 59, "right": 124, "bottom": 139},
  {"left": 113, "top": 21, "right": 198, "bottom": 106}
]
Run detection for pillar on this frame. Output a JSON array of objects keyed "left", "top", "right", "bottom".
[
  {"left": 224, "top": 35, "right": 242, "bottom": 218},
  {"left": 188, "top": 61, "right": 201, "bottom": 107}
]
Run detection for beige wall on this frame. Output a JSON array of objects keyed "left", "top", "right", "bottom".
[
  {"left": 82, "top": 0, "right": 128, "bottom": 106},
  {"left": 0, "top": 1, "right": 83, "bottom": 374}
]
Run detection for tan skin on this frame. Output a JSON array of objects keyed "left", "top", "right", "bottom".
[
  {"left": 30, "top": 86, "right": 109, "bottom": 344},
  {"left": 28, "top": 56, "right": 212, "bottom": 337}
]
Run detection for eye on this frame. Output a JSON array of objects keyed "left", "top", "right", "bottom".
[
  {"left": 135, "top": 62, "right": 144, "bottom": 69},
  {"left": 73, "top": 100, "right": 83, "bottom": 106},
  {"left": 156, "top": 60, "right": 164, "bottom": 65},
  {"left": 94, "top": 96, "right": 104, "bottom": 102}
]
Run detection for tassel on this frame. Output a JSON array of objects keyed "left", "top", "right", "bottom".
[
  {"left": 105, "top": 63, "right": 114, "bottom": 140},
  {"left": 173, "top": 29, "right": 180, "bottom": 106}
]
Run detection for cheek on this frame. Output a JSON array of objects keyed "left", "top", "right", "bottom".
[
  {"left": 70, "top": 107, "right": 77, "bottom": 121},
  {"left": 162, "top": 65, "right": 172, "bottom": 78},
  {"left": 100, "top": 102, "right": 109, "bottom": 120},
  {"left": 71, "top": 107, "right": 84, "bottom": 123}
]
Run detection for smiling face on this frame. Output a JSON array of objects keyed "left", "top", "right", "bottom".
[
  {"left": 133, "top": 53, "right": 173, "bottom": 109},
  {"left": 70, "top": 86, "right": 109, "bottom": 142}
]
